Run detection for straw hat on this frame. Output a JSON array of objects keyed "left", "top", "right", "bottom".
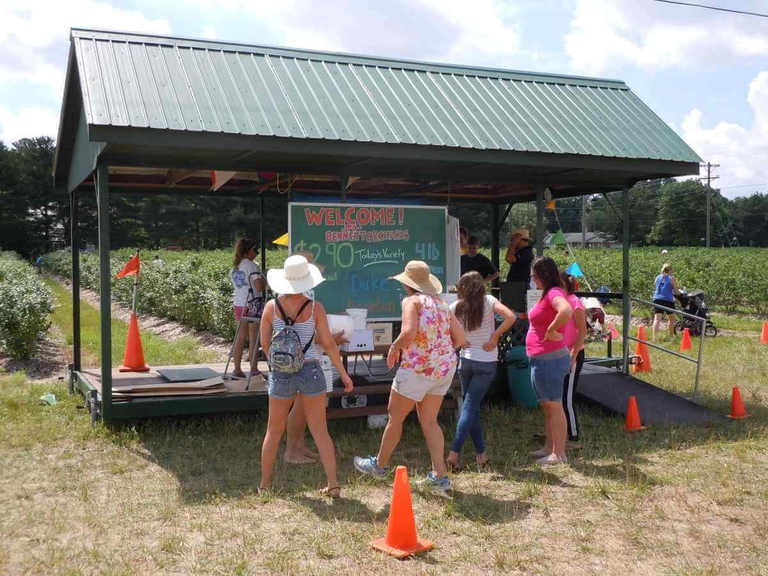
[
  {"left": 267, "top": 255, "right": 325, "bottom": 295},
  {"left": 389, "top": 260, "right": 442, "bottom": 295},
  {"left": 511, "top": 228, "right": 531, "bottom": 241}
]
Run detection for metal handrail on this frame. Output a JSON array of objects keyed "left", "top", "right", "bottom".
[{"left": 629, "top": 297, "right": 707, "bottom": 402}]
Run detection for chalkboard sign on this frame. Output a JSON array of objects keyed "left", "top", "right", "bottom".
[{"left": 289, "top": 203, "right": 447, "bottom": 319}]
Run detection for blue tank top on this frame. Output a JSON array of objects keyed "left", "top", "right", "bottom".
[{"left": 653, "top": 274, "right": 674, "bottom": 302}]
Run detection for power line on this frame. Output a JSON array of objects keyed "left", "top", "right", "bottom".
[
  {"left": 719, "top": 182, "right": 768, "bottom": 190},
  {"left": 651, "top": 0, "right": 768, "bottom": 18}
]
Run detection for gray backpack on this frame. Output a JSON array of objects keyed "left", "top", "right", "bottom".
[{"left": 268, "top": 299, "right": 314, "bottom": 374}]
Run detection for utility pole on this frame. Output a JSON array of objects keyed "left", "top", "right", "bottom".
[
  {"left": 700, "top": 162, "right": 720, "bottom": 248},
  {"left": 582, "top": 195, "right": 587, "bottom": 248}
]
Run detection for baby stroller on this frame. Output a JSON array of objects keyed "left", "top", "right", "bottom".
[
  {"left": 581, "top": 297, "right": 607, "bottom": 341},
  {"left": 674, "top": 290, "right": 717, "bottom": 338}
]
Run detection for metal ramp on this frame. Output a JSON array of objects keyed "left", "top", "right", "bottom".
[{"left": 577, "top": 364, "right": 725, "bottom": 425}]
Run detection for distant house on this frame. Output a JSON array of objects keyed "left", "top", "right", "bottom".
[{"left": 545, "top": 231, "right": 621, "bottom": 249}]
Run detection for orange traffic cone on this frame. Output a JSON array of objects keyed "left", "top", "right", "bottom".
[
  {"left": 632, "top": 325, "right": 652, "bottom": 373},
  {"left": 608, "top": 323, "right": 622, "bottom": 340},
  {"left": 680, "top": 328, "right": 692, "bottom": 352},
  {"left": 119, "top": 313, "right": 150, "bottom": 372},
  {"left": 727, "top": 386, "right": 750, "bottom": 419},
  {"left": 625, "top": 396, "right": 644, "bottom": 431},
  {"left": 761, "top": 321, "right": 768, "bottom": 345},
  {"left": 371, "top": 466, "right": 433, "bottom": 559}
]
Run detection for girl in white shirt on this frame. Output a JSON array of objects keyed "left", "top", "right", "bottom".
[
  {"left": 447, "top": 271, "right": 516, "bottom": 470},
  {"left": 230, "top": 237, "right": 266, "bottom": 378}
]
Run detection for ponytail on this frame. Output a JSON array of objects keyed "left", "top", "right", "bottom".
[{"left": 233, "top": 237, "right": 257, "bottom": 270}]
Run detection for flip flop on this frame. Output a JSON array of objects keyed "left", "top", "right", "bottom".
[{"left": 319, "top": 486, "right": 341, "bottom": 499}]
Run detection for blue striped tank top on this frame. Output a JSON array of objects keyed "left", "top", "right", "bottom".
[{"left": 272, "top": 299, "right": 318, "bottom": 360}]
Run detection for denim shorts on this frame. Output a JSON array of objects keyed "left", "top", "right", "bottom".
[
  {"left": 530, "top": 353, "right": 571, "bottom": 402},
  {"left": 268, "top": 361, "right": 326, "bottom": 399}
]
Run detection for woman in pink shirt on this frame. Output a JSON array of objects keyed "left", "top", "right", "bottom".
[
  {"left": 560, "top": 272, "right": 587, "bottom": 445},
  {"left": 526, "top": 257, "right": 573, "bottom": 465}
]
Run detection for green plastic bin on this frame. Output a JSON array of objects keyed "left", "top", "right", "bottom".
[{"left": 504, "top": 347, "right": 538, "bottom": 409}]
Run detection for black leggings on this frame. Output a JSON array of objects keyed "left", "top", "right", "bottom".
[{"left": 562, "top": 349, "right": 585, "bottom": 442}]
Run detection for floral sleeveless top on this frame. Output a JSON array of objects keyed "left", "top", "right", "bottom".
[{"left": 400, "top": 294, "right": 457, "bottom": 380}]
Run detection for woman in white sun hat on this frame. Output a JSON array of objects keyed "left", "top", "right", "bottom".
[
  {"left": 259, "top": 255, "right": 353, "bottom": 498},
  {"left": 354, "top": 261, "right": 466, "bottom": 492}
]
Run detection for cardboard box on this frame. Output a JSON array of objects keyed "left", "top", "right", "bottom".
[{"left": 367, "top": 322, "right": 393, "bottom": 346}]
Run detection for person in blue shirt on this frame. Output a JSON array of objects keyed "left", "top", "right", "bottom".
[{"left": 651, "top": 263, "right": 680, "bottom": 341}]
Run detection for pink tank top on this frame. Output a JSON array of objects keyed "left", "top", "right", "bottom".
[{"left": 400, "top": 294, "right": 457, "bottom": 380}]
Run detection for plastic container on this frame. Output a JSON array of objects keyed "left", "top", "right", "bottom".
[
  {"left": 327, "top": 314, "right": 355, "bottom": 340},
  {"left": 504, "top": 347, "right": 538, "bottom": 409},
  {"left": 345, "top": 308, "right": 369, "bottom": 330}
]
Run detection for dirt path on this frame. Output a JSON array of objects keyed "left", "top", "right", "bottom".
[
  {"left": 50, "top": 275, "right": 231, "bottom": 360},
  {"left": 0, "top": 323, "right": 68, "bottom": 381}
]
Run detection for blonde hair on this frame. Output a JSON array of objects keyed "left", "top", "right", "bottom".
[
  {"left": 661, "top": 263, "right": 673, "bottom": 274},
  {"left": 233, "top": 237, "right": 257, "bottom": 270}
]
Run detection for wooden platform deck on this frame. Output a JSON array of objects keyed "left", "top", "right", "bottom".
[{"left": 78, "top": 357, "right": 461, "bottom": 421}]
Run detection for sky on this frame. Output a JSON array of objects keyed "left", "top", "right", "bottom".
[{"left": 1, "top": 0, "right": 768, "bottom": 198}]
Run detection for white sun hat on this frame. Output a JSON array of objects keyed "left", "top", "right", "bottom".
[{"left": 267, "top": 254, "right": 325, "bottom": 295}]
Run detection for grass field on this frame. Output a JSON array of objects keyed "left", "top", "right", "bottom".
[
  {"left": 45, "top": 278, "right": 218, "bottom": 367},
  {"left": 2, "top": 283, "right": 768, "bottom": 574}
]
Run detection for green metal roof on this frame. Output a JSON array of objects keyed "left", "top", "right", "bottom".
[{"left": 66, "top": 28, "right": 699, "bottom": 161}]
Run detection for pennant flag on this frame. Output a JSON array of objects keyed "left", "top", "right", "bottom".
[
  {"left": 257, "top": 172, "right": 277, "bottom": 184},
  {"left": 550, "top": 229, "right": 567, "bottom": 245},
  {"left": 546, "top": 199, "right": 556, "bottom": 210},
  {"left": 566, "top": 262, "right": 584, "bottom": 277},
  {"left": 210, "top": 171, "right": 238, "bottom": 191},
  {"left": 116, "top": 253, "right": 140, "bottom": 279},
  {"left": 272, "top": 232, "right": 289, "bottom": 246}
]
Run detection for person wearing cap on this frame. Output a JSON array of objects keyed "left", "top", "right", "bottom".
[
  {"left": 505, "top": 228, "right": 535, "bottom": 285},
  {"left": 259, "top": 255, "right": 354, "bottom": 498},
  {"left": 230, "top": 237, "right": 266, "bottom": 379},
  {"left": 353, "top": 261, "right": 466, "bottom": 491},
  {"left": 460, "top": 235, "right": 499, "bottom": 284}
]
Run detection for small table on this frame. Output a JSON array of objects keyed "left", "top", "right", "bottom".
[{"left": 339, "top": 344, "right": 394, "bottom": 381}]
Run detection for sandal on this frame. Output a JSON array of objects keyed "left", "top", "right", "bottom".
[
  {"left": 320, "top": 486, "right": 341, "bottom": 499},
  {"left": 446, "top": 460, "right": 463, "bottom": 473}
]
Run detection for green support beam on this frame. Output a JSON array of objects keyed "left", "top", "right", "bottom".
[
  {"left": 96, "top": 163, "right": 113, "bottom": 421},
  {"left": 490, "top": 202, "right": 500, "bottom": 289},
  {"left": 70, "top": 190, "right": 81, "bottom": 372},
  {"left": 622, "top": 185, "right": 631, "bottom": 375},
  {"left": 535, "top": 187, "right": 545, "bottom": 257}
]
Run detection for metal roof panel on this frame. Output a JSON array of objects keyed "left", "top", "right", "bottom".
[{"left": 63, "top": 28, "right": 702, "bottom": 164}]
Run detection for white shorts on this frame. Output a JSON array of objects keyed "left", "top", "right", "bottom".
[{"left": 392, "top": 368, "right": 456, "bottom": 402}]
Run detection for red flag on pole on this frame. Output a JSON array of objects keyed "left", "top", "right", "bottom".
[{"left": 116, "top": 253, "right": 140, "bottom": 279}]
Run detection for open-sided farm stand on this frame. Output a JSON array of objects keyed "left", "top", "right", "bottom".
[{"left": 54, "top": 28, "right": 713, "bottom": 424}]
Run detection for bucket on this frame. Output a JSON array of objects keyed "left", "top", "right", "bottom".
[{"left": 345, "top": 308, "right": 369, "bottom": 331}]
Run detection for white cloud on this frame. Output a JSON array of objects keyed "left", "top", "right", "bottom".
[
  {"left": 200, "top": 0, "right": 524, "bottom": 68},
  {"left": 565, "top": 0, "right": 768, "bottom": 75},
  {"left": 0, "top": 105, "right": 59, "bottom": 145},
  {"left": 681, "top": 72, "right": 768, "bottom": 198},
  {"left": 0, "top": 1, "right": 170, "bottom": 143}
]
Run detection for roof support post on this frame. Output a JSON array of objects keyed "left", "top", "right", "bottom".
[
  {"left": 622, "top": 185, "right": 631, "bottom": 375},
  {"left": 70, "top": 189, "right": 81, "bottom": 372},
  {"left": 96, "top": 162, "right": 113, "bottom": 421},
  {"left": 535, "top": 186, "right": 545, "bottom": 257},
  {"left": 490, "top": 202, "right": 500, "bottom": 290},
  {"left": 259, "top": 195, "right": 266, "bottom": 272},
  {"left": 499, "top": 202, "right": 513, "bottom": 232}
]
